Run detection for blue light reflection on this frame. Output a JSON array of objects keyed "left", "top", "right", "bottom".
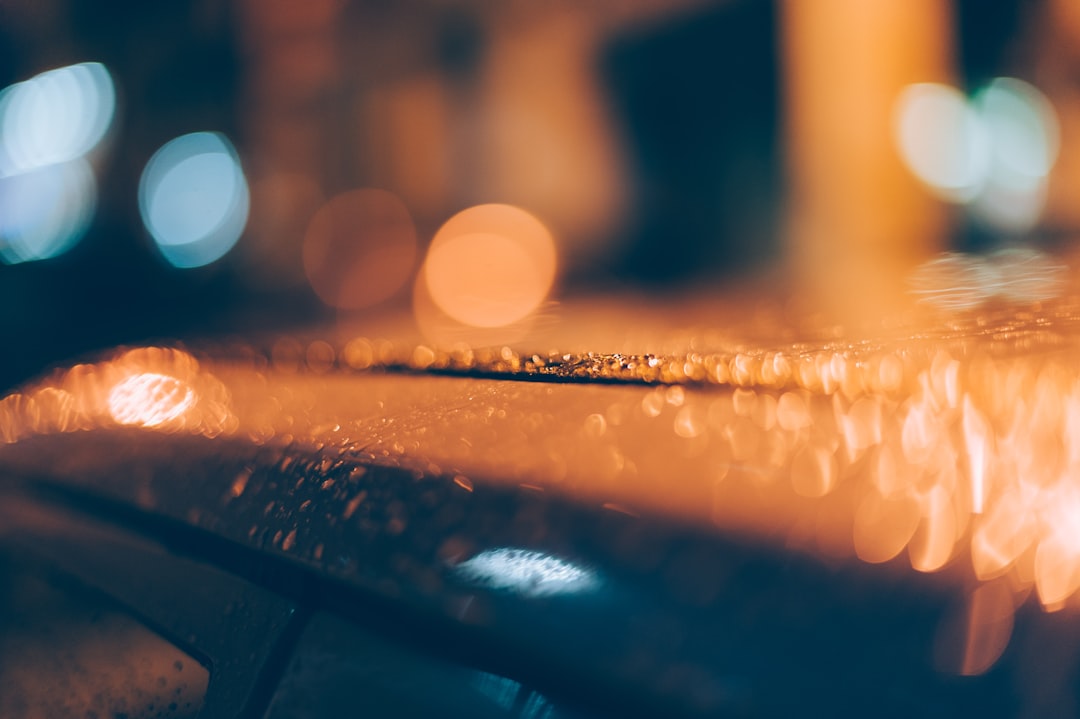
[{"left": 455, "top": 547, "right": 600, "bottom": 598}]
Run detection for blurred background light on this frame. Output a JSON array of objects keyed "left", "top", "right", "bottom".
[
  {"left": 975, "top": 78, "right": 1059, "bottom": 188},
  {"left": 0, "top": 159, "right": 97, "bottom": 264},
  {"left": 302, "top": 188, "right": 417, "bottom": 309},
  {"left": 0, "top": 61, "right": 115, "bottom": 177},
  {"left": 421, "top": 204, "right": 557, "bottom": 328},
  {"left": 0, "top": 61, "right": 114, "bottom": 265},
  {"left": 894, "top": 83, "right": 989, "bottom": 202},
  {"left": 138, "top": 131, "right": 250, "bottom": 269},
  {"left": 969, "top": 78, "right": 1059, "bottom": 233},
  {"left": 894, "top": 77, "right": 1059, "bottom": 234},
  {"left": 241, "top": 172, "right": 323, "bottom": 291}
]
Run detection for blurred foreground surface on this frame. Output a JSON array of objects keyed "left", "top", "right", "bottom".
[{"left": 6, "top": 288, "right": 1080, "bottom": 715}]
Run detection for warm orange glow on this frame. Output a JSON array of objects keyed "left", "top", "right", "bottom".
[
  {"left": 426, "top": 232, "right": 545, "bottom": 327},
  {"left": 421, "top": 204, "right": 556, "bottom": 329},
  {"left": 0, "top": 347, "right": 233, "bottom": 440},
  {"left": 108, "top": 373, "right": 197, "bottom": 428},
  {"left": 411, "top": 266, "right": 536, "bottom": 350},
  {"left": 12, "top": 295, "right": 1080, "bottom": 677},
  {"left": 853, "top": 489, "right": 920, "bottom": 564},
  {"left": 782, "top": 0, "right": 953, "bottom": 314},
  {"left": 302, "top": 188, "right": 418, "bottom": 310}
]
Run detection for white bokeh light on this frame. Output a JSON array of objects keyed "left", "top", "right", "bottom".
[
  {"left": 0, "top": 159, "right": 96, "bottom": 264},
  {"left": 970, "top": 78, "right": 1059, "bottom": 232},
  {"left": 976, "top": 78, "right": 1059, "bottom": 185},
  {"left": 894, "top": 78, "right": 1059, "bottom": 233},
  {"left": 0, "top": 62, "right": 115, "bottom": 177},
  {"left": 894, "top": 83, "right": 990, "bottom": 202},
  {"left": 138, "top": 132, "right": 250, "bottom": 268},
  {"left": 0, "top": 61, "right": 115, "bottom": 263}
]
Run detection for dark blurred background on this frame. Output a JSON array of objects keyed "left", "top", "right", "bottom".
[{"left": 1, "top": 0, "right": 1076, "bottom": 391}]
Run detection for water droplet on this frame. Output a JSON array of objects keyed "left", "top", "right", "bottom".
[
  {"left": 583, "top": 413, "right": 607, "bottom": 439},
  {"left": 343, "top": 490, "right": 367, "bottom": 519},
  {"left": 230, "top": 467, "right": 252, "bottom": 498},
  {"left": 732, "top": 387, "right": 756, "bottom": 417},
  {"left": 641, "top": 390, "right": 665, "bottom": 418},
  {"left": 306, "top": 340, "right": 336, "bottom": 373},
  {"left": 777, "top": 391, "right": 811, "bottom": 432},
  {"left": 673, "top": 406, "right": 703, "bottom": 439},
  {"left": 791, "top": 444, "right": 838, "bottom": 498},
  {"left": 853, "top": 489, "right": 920, "bottom": 563}
]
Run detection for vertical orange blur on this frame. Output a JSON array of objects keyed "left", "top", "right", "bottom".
[
  {"left": 473, "top": 6, "right": 626, "bottom": 262},
  {"left": 782, "top": 0, "right": 953, "bottom": 316}
]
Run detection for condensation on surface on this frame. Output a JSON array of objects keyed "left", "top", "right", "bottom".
[{"left": 10, "top": 294, "right": 1080, "bottom": 674}]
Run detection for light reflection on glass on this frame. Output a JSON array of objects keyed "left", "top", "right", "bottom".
[
  {"left": 0, "top": 159, "right": 96, "bottom": 264},
  {"left": 455, "top": 548, "right": 598, "bottom": 598},
  {"left": 138, "top": 132, "right": 250, "bottom": 268},
  {"left": 0, "top": 62, "right": 115, "bottom": 177}
]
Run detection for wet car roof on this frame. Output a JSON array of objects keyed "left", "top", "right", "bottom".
[{"left": 5, "top": 298, "right": 1080, "bottom": 715}]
